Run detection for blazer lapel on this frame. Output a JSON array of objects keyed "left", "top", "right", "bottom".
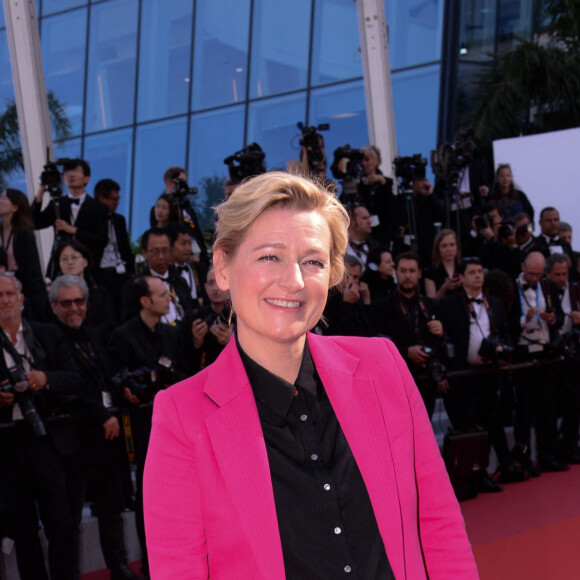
[
  {"left": 203, "top": 340, "right": 285, "bottom": 580},
  {"left": 308, "top": 334, "right": 406, "bottom": 579}
]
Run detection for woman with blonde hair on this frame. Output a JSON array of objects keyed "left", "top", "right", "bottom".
[{"left": 144, "top": 172, "right": 477, "bottom": 579}]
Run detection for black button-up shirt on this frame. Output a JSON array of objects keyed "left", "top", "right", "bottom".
[{"left": 238, "top": 338, "right": 394, "bottom": 579}]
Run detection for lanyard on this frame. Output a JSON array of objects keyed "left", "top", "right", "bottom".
[{"left": 517, "top": 279, "right": 540, "bottom": 324}]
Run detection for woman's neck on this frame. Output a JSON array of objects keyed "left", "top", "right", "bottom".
[{"left": 443, "top": 260, "right": 455, "bottom": 275}]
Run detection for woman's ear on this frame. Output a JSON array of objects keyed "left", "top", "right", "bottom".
[{"left": 213, "top": 249, "right": 230, "bottom": 292}]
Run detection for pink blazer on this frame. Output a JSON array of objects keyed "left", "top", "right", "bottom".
[{"left": 144, "top": 334, "right": 478, "bottom": 579}]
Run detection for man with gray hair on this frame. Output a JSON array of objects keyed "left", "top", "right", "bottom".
[
  {"left": 49, "top": 274, "right": 140, "bottom": 580},
  {"left": 0, "top": 272, "right": 84, "bottom": 579}
]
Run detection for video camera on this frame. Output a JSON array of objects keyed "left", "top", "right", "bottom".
[
  {"left": 0, "top": 365, "right": 47, "bottom": 438},
  {"left": 330, "top": 145, "right": 365, "bottom": 206},
  {"left": 40, "top": 148, "right": 75, "bottom": 198},
  {"left": 167, "top": 170, "right": 198, "bottom": 203},
  {"left": 430, "top": 128, "right": 476, "bottom": 189},
  {"left": 393, "top": 154, "right": 428, "bottom": 192},
  {"left": 297, "top": 122, "right": 329, "bottom": 173},
  {"left": 111, "top": 356, "right": 179, "bottom": 404},
  {"left": 224, "top": 143, "right": 266, "bottom": 183}
]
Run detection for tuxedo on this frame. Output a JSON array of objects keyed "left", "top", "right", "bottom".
[
  {"left": 531, "top": 235, "right": 578, "bottom": 281},
  {"left": 144, "top": 335, "right": 478, "bottom": 579},
  {"left": 32, "top": 194, "right": 109, "bottom": 275}
]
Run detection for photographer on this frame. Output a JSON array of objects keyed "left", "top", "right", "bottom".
[
  {"left": 108, "top": 275, "right": 192, "bottom": 577},
  {"left": 439, "top": 258, "right": 513, "bottom": 492},
  {"left": 0, "top": 273, "right": 85, "bottom": 579},
  {"left": 508, "top": 251, "right": 566, "bottom": 474},
  {"left": 32, "top": 158, "right": 109, "bottom": 277},
  {"left": 545, "top": 253, "right": 580, "bottom": 464},
  {"left": 379, "top": 252, "right": 446, "bottom": 418},
  {"left": 188, "top": 266, "right": 233, "bottom": 371}
]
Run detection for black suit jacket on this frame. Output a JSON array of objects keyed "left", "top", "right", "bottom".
[
  {"left": 32, "top": 194, "right": 109, "bottom": 266},
  {"left": 507, "top": 277, "right": 564, "bottom": 345},
  {"left": 531, "top": 236, "right": 576, "bottom": 276},
  {"left": 107, "top": 212, "right": 135, "bottom": 275},
  {"left": 0, "top": 320, "right": 85, "bottom": 455},
  {"left": 439, "top": 290, "right": 511, "bottom": 370}
]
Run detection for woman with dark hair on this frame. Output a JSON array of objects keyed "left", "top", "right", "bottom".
[
  {"left": 361, "top": 246, "right": 396, "bottom": 302},
  {"left": 149, "top": 194, "right": 179, "bottom": 229},
  {"left": 52, "top": 239, "right": 111, "bottom": 329},
  {"left": 489, "top": 164, "right": 534, "bottom": 221},
  {"left": 0, "top": 188, "right": 50, "bottom": 321},
  {"left": 424, "top": 228, "right": 462, "bottom": 303}
]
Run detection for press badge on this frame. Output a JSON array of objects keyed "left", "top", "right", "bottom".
[
  {"left": 370, "top": 215, "right": 380, "bottom": 228},
  {"left": 102, "top": 391, "right": 113, "bottom": 408},
  {"left": 115, "top": 262, "right": 126, "bottom": 274}
]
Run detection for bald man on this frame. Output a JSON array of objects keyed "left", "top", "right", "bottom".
[{"left": 509, "top": 251, "right": 567, "bottom": 475}]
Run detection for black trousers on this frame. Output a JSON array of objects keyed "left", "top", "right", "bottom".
[
  {"left": 1, "top": 428, "right": 85, "bottom": 580},
  {"left": 444, "top": 370, "right": 509, "bottom": 467},
  {"left": 513, "top": 348, "right": 559, "bottom": 463},
  {"left": 556, "top": 359, "right": 580, "bottom": 455}
]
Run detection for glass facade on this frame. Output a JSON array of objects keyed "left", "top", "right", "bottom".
[{"left": 1, "top": 0, "right": 477, "bottom": 238}]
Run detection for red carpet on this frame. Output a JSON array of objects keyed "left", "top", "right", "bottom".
[{"left": 461, "top": 464, "right": 580, "bottom": 579}]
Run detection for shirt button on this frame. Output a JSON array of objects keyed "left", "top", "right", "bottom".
[
  {"left": 323, "top": 483, "right": 331, "bottom": 491},
  {"left": 300, "top": 414, "right": 308, "bottom": 422},
  {"left": 334, "top": 527, "right": 342, "bottom": 535},
  {"left": 344, "top": 565, "right": 352, "bottom": 573},
  {"left": 311, "top": 453, "right": 318, "bottom": 461}
]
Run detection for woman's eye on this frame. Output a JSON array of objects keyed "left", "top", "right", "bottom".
[
  {"left": 304, "top": 260, "right": 324, "bottom": 268},
  {"left": 258, "top": 255, "right": 278, "bottom": 262}
]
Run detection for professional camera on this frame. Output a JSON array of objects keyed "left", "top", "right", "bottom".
[
  {"left": 474, "top": 214, "right": 493, "bottom": 232},
  {"left": 112, "top": 357, "right": 179, "bottom": 404},
  {"left": 430, "top": 129, "right": 476, "bottom": 189},
  {"left": 40, "top": 150, "right": 75, "bottom": 199},
  {"left": 167, "top": 170, "right": 198, "bottom": 202},
  {"left": 498, "top": 219, "right": 516, "bottom": 239},
  {"left": 224, "top": 143, "right": 266, "bottom": 182},
  {"left": 330, "top": 145, "right": 365, "bottom": 205},
  {"left": 297, "top": 122, "right": 329, "bottom": 173},
  {"left": 421, "top": 346, "right": 448, "bottom": 383},
  {"left": 393, "top": 154, "right": 428, "bottom": 192},
  {"left": 478, "top": 336, "right": 514, "bottom": 364},
  {"left": 202, "top": 301, "right": 233, "bottom": 328},
  {"left": 547, "top": 330, "right": 580, "bottom": 360},
  {"left": 0, "top": 365, "right": 47, "bottom": 437}
]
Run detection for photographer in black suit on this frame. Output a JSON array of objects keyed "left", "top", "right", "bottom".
[
  {"left": 50, "top": 275, "right": 140, "bottom": 580},
  {"left": 509, "top": 251, "right": 567, "bottom": 474},
  {"left": 0, "top": 273, "right": 85, "bottom": 580},
  {"left": 379, "top": 251, "right": 444, "bottom": 418},
  {"left": 32, "top": 158, "right": 109, "bottom": 277},
  {"left": 439, "top": 258, "right": 513, "bottom": 491}
]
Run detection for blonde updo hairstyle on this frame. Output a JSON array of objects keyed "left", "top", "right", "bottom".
[{"left": 213, "top": 171, "right": 349, "bottom": 287}]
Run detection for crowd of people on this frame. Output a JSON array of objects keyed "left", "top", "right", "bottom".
[{"left": 0, "top": 152, "right": 577, "bottom": 579}]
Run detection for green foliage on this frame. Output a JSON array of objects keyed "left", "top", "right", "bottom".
[
  {"left": 469, "top": 0, "right": 580, "bottom": 144},
  {"left": 192, "top": 174, "right": 227, "bottom": 231},
  {"left": 0, "top": 90, "right": 72, "bottom": 182}
]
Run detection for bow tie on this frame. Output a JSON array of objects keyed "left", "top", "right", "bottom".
[
  {"left": 548, "top": 238, "right": 561, "bottom": 246},
  {"left": 176, "top": 265, "right": 188, "bottom": 274},
  {"left": 521, "top": 283, "right": 535, "bottom": 291},
  {"left": 558, "top": 288, "right": 566, "bottom": 297},
  {"left": 469, "top": 297, "right": 483, "bottom": 304},
  {"left": 69, "top": 198, "right": 81, "bottom": 205}
]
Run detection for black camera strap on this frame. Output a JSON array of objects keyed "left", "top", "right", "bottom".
[
  {"left": 0, "top": 328, "right": 31, "bottom": 376},
  {"left": 461, "top": 291, "right": 497, "bottom": 339},
  {"left": 395, "top": 291, "right": 431, "bottom": 341}
]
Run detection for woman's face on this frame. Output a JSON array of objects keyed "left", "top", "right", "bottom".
[
  {"left": 439, "top": 234, "right": 457, "bottom": 262},
  {"left": 497, "top": 168, "right": 512, "bottom": 192},
  {"left": 361, "top": 152, "right": 379, "bottom": 176},
  {"left": 0, "top": 191, "right": 17, "bottom": 220},
  {"left": 215, "top": 207, "right": 331, "bottom": 359},
  {"left": 59, "top": 246, "right": 88, "bottom": 276},
  {"left": 377, "top": 252, "right": 394, "bottom": 279},
  {"left": 154, "top": 198, "right": 171, "bottom": 224}
]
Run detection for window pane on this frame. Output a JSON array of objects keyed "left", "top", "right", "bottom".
[
  {"left": 192, "top": 0, "right": 250, "bottom": 110},
  {"left": 84, "top": 128, "right": 133, "bottom": 231},
  {"left": 498, "top": 0, "right": 533, "bottom": 50},
  {"left": 310, "top": 0, "right": 362, "bottom": 86},
  {"left": 42, "top": 0, "right": 87, "bottom": 16},
  {"left": 308, "top": 81, "right": 368, "bottom": 177},
  {"left": 188, "top": 106, "right": 245, "bottom": 229},
  {"left": 138, "top": 0, "right": 193, "bottom": 122},
  {"left": 458, "top": 0, "right": 497, "bottom": 61},
  {"left": 0, "top": 29, "right": 14, "bottom": 103},
  {"left": 132, "top": 117, "right": 188, "bottom": 238},
  {"left": 249, "top": 0, "right": 311, "bottom": 98},
  {"left": 85, "top": 0, "right": 138, "bottom": 132},
  {"left": 385, "top": 0, "right": 444, "bottom": 69},
  {"left": 391, "top": 64, "right": 440, "bottom": 180},
  {"left": 247, "top": 93, "right": 307, "bottom": 171},
  {"left": 41, "top": 9, "right": 87, "bottom": 135}
]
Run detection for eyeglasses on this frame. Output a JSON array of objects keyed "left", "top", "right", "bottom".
[
  {"left": 145, "top": 248, "right": 171, "bottom": 256},
  {"left": 56, "top": 297, "right": 86, "bottom": 309},
  {"left": 60, "top": 255, "right": 83, "bottom": 263}
]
